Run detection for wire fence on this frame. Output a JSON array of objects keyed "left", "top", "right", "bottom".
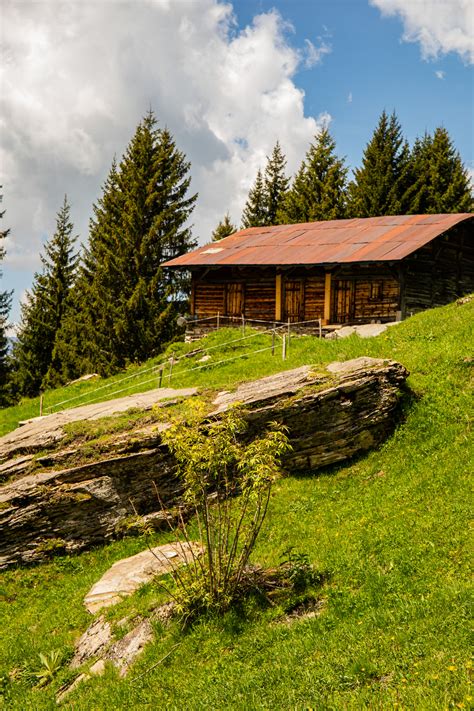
[{"left": 43, "top": 316, "right": 326, "bottom": 416}]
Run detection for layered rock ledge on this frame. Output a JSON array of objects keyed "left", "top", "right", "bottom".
[{"left": 0, "top": 357, "right": 408, "bottom": 569}]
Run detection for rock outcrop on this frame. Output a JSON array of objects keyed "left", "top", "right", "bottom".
[
  {"left": 0, "top": 357, "right": 408, "bottom": 569},
  {"left": 84, "top": 542, "right": 202, "bottom": 613}
]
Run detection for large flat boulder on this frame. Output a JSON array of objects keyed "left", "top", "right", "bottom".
[{"left": 0, "top": 358, "right": 408, "bottom": 569}]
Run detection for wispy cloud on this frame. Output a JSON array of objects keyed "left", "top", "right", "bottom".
[
  {"left": 370, "top": 0, "right": 474, "bottom": 64},
  {"left": 347, "top": 92, "right": 353, "bottom": 103},
  {"left": 435, "top": 69, "right": 446, "bottom": 79},
  {"left": 303, "top": 38, "right": 332, "bottom": 68}
]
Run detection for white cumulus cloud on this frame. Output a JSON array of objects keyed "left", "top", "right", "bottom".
[
  {"left": 0, "top": 0, "right": 330, "bottom": 322},
  {"left": 370, "top": 0, "right": 474, "bottom": 63}
]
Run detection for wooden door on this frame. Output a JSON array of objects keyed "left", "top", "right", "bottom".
[
  {"left": 332, "top": 280, "right": 355, "bottom": 323},
  {"left": 284, "top": 279, "right": 304, "bottom": 323},
  {"left": 225, "top": 282, "right": 244, "bottom": 317}
]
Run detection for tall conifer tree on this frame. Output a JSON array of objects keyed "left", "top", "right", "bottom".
[
  {"left": 280, "top": 128, "right": 348, "bottom": 223},
  {"left": 54, "top": 111, "right": 197, "bottom": 378},
  {"left": 407, "top": 128, "right": 472, "bottom": 214},
  {"left": 241, "top": 143, "right": 289, "bottom": 228},
  {"left": 263, "top": 141, "right": 289, "bottom": 224},
  {"left": 13, "top": 196, "right": 78, "bottom": 396},
  {"left": 0, "top": 189, "right": 13, "bottom": 406},
  {"left": 241, "top": 169, "right": 266, "bottom": 228},
  {"left": 348, "top": 110, "right": 411, "bottom": 217}
]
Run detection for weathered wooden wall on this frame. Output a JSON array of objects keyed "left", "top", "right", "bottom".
[
  {"left": 330, "top": 265, "right": 400, "bottom": 323},
  {"left": 402, "top": 221, "right": 474, "bottom": 316},
  {"left": 192, "top": 268, "right": 276, "bottom": 322}
]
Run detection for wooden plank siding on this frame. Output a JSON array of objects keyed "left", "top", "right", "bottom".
[
  {"left": 402, "top": 223, "right": 474, "bottom": 316},
  {"left": 192, "top": 269, "right": 276, "bottom": 321},
  {"left": 194, "top": 281, "right": 225, "bottom": 317},
  {"left": 328, "top": 266, "right": 401, "bottom": 323},
  {"left": 244, "top": 276, "right": 275, "bottom": 321},
  {"left": 304, "top": 275, "right": 325, "bottom": 322}
]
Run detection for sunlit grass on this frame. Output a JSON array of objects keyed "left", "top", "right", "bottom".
[{"left": 0, "top": 298, "right": 473, "bottom": 709}]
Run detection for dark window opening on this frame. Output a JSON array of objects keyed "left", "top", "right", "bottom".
[{"left": 369, "top": 281, "right": 383, "bottom": 301}]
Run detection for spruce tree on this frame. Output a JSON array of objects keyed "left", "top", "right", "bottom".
[
  {"left": 263, "top": 141, "right": 289, "bottom": 224},
  {"left": 13, "top": 196, "right": 78, "bottom": 396},
  {"left": 407, "top": 128, "right": 472, "bottom": 214},
  {"left": 279, "top": 128, "right": 348, "bottom": 223},
  {"left": 241, "top": 169, "right": 266, "bottom": 228},
  {"left": 241, "top": 143, "right": 289, "bottom": 228},
  {"left": 212, "top": 213, "right": 237, "bottom": 241},
  {"left": 0, "top": 189, "right": 13, "bottom": 406},
  {"left": 55, "top": 111, "right": 197, "bottom": 378},
  {"left": 348, "top": 110, "right": 411, "bottom": 217}
]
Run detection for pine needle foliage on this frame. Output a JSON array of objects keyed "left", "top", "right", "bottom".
[
  {"left": 264, "top": 141, "right": 290, "bottom": 225},
  {"left": 13, "top": 196, "right": 78, "bottom": 397},
  {"left": 0, "top": 189, "right": 13, "bottom": 406},
  {"left": 52, "top": 111, "right": 197, "bottom": 380},
  {"left": 406, "top": 128, "right": 473, "bottom": 214},
  {"left": 241, "top": 168, "right": 266, "bottom": 228},
  {"left": 212, "top": 212, "right": 237, "bottom": 241},
  {"left": 280, "top": 128, "right": 348, "bottom": 223},
  {"left": 348, "top": 110, "right": 412, "bottom": 217},
  {"left": 241, "top": 142, "right": 289, "bottom": 228}
]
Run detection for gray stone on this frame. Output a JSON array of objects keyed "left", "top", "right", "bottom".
[
  {"left": 70, "top": 616, "right": 112, "bottom": 668},
  {"left": 84, "top": 541, "right": 202, "bottom": 613}
]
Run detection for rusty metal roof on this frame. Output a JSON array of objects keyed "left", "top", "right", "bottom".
[{"left": 163, "top": 214, "right": 473, "bottom": 268}]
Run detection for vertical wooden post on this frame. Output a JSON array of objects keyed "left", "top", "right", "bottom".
[
  {"left": 272, "top": 326, "right": 275, "bottom": 356},
  {"left": 323, "top": 272, "right": 332, "bottom": 324},
  {"left": 318, "top": 317, "right": 322, "bottom": 339},
  {"left": 158, "top": 367, "right": 163, "bottom": 388},
  {"left": 217, "top": 311, "right": 220, "bottom": 330},
  {"left": 168, "top": 358, "right": 174, "bottom": 385},
  {"left": 242, "top": 313, "right": 245, "bottom": 334},
  {"left": 275, "top": 273, "right": 283, "bottom": 322},
  {"left": 287, "top": 317, "right": 290, "bottom": 348},
  {"left": 39, "top": 394, "right": 43, "bottom": 417},
  {"left": 190, "top": 280, "right": 196, "bottom": 317},
  {"left": 282, "top": 334, "right": 287, "bottom": 360}
]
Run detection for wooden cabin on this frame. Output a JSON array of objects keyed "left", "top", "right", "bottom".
[{"left": 163, "top": 214, "right": 474, "bottom": 326}]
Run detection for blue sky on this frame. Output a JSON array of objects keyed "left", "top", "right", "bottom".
[
  {"left": 1, "top": 0, "right": 473, "bottom": 327},
  {"left": 233, "top": 0, "right": 473, "bottom": 171}
]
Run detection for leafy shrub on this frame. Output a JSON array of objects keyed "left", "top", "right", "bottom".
[{"left": 161, "top": 406, "right": 291, "bottom": 620}]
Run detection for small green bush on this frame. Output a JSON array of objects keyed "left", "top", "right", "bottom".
[{"left": 161, "top": 406, "right": 291, "bottom": 620}]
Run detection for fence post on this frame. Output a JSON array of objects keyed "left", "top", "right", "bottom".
[
  {"left": 158, "top": 366, "right": 164, "bottom": 388},
  {"left": 168, "top": 358, "right": 174, "bottom": 385},
  {"left": 242, "top": 313, "right": 245, "bottom": 335},
  {"left": 39, "top": 393, "right": 43, "bottom": 417},
  {"left": 318, "top": 317, "right": 322, "bottom": 339},
  {"left": 282, "top": 334, "right": 287, "bottom": 360},
  {"left": 217, "top": 311, "right": 220, "bottom": 330},
  {"left": 272, "top": 325, "right": 276, "bottom": 356},
  {"left": 287, "top": 317, "right": 290, "bottom": 349}
]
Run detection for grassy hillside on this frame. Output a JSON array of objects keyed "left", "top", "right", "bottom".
[{"left": 0, "top": 299, "right": 473, "bottom": 710}]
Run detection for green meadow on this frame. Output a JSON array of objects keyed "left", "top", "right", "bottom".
[{"left": 0, "top": 298, "right": 472, "bottom": 709}]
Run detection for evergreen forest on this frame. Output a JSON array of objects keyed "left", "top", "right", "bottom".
[{"left": 1, "top": 109, "right": 472, "bottom": 402}]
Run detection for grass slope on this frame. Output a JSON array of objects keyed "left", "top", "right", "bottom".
[{"left": 0, "top": 299, "right": 473, "bottom": 710}]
